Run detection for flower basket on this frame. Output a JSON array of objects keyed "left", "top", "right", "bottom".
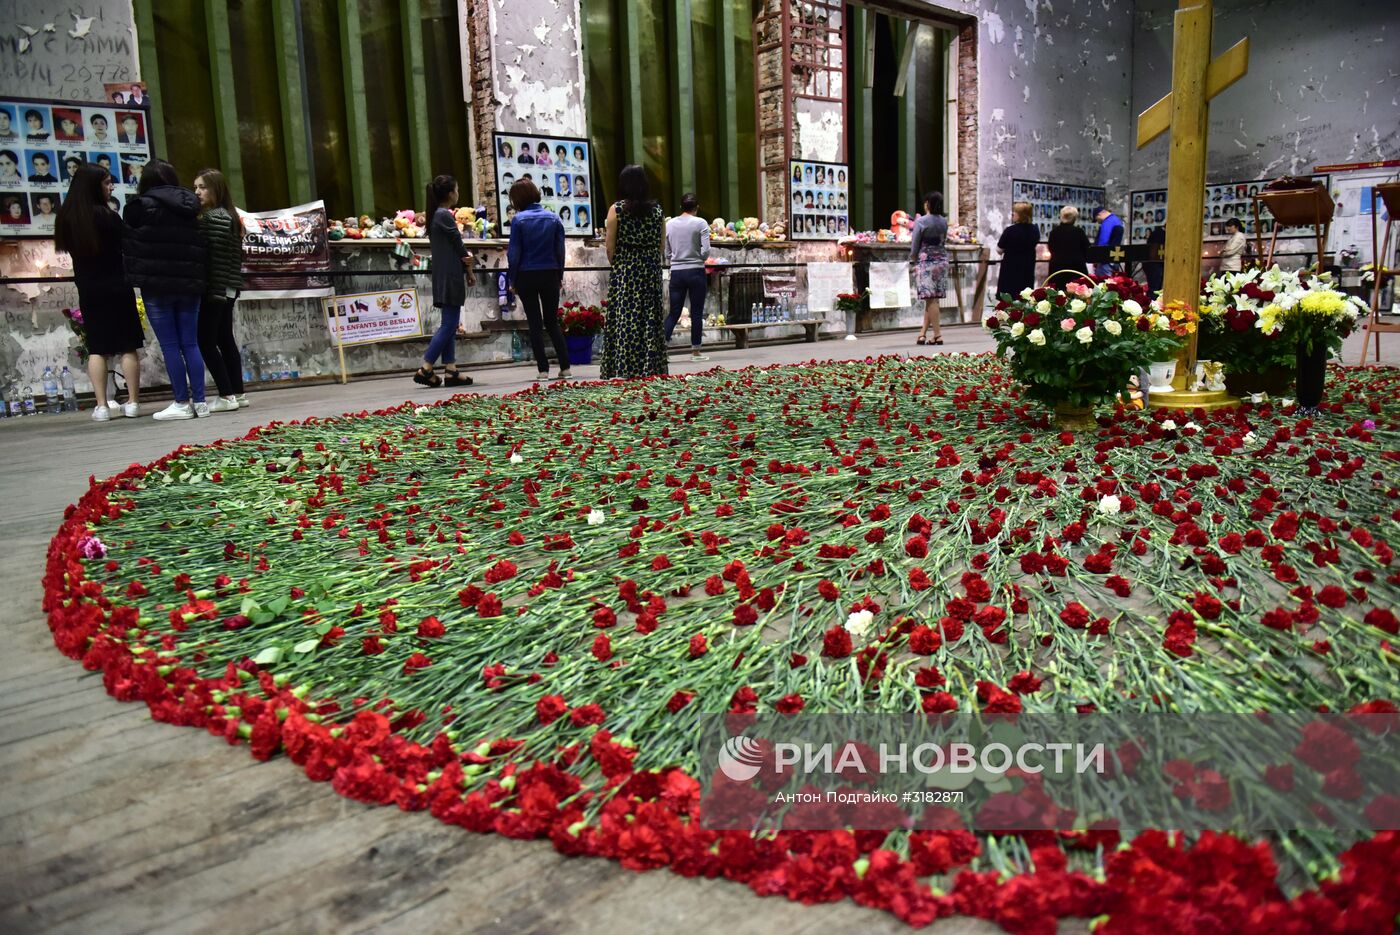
[
  {"left": 565, "top": 334, "right": 594, "bottom": 366},
  {"left": 984, "top": 276, "right": 1187, "bottom": 413}
]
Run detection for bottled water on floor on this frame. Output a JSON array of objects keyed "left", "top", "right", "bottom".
[
  {"left": 22, "top": 382, "right": 36, "bottom": 416},
  {"left": 6, "top": 382, "right": 20, "bottom": 417},
  {"left": 60, "top": 366, "right": 76, "bottom": 411},
  {"left": 42, "top": 367, "right": 59, "bottom": 414},
  {"left": 241, "top": 346, "right": 254, "bottom": 385}
]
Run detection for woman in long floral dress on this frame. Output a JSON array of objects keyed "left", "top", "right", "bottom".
[{"left": 600, "top": 165, "right": 668, "bottom": 380}]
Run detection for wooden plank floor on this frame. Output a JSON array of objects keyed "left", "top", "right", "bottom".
[{"left": 2, "top": 327, "right": 1392, "bottom": 935}]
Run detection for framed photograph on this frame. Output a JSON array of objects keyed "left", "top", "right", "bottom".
[
  {"left": 789, "top": 158, "right": 848, "bottom": 241},
  {"left": 493, "top": 131, "right": 592, "bottom": 237},
  {"left": 1128, "top": 173, "right": 1331, "bottom": 242},
  {"left": 1012, "top": 178, "right": 1105, "bottom": 240},
  {"left": 0, "top": 94, "right": 153, "bottom": 237}
]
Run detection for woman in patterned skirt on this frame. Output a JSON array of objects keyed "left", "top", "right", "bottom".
[
  {"left": 910, "top": 191, "right": 949, "bottom": 346},
  {"left": 600, "top": 165, "right": 668, "bottom": 380}
]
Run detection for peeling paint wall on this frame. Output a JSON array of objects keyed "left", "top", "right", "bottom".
[
  {"left": 487, "top": 0, "right": 587, "bottom": 137},
  {"left": 916, "top": 0, "right": 1137, "bottom": 244},
  {"left": 1129, "top": 0, "right": 1400, "bottom": 189}
]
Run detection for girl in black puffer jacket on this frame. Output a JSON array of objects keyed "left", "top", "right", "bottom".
[
  {"left": 124, "top": 159, "right": 209, "bottom": 421},
  {"left": 194, "top": 168, "right": 246, "bottom": 412}
]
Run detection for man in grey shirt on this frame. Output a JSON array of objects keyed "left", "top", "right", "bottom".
[{"left": 665, "top": 193, "right": 712, "bottom": 361}]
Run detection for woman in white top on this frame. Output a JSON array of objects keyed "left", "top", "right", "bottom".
[{"left": 1219, "top": 217, "right": 1247, "bottom": 272}]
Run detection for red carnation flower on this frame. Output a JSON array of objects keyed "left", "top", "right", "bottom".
[
  {"left": 484, "top": 559, "right": 518, "bottom": 583},
  {"left": 976, "top": 680, "right": 1022, "bottom": 714},
  {"left": 361, "top": 636, "right": 385, "bottom": 655},
  {"left": 476, "top": 593, "right": 503, "bottom": 617},
  {"left": 1366, "top": 607, "right": 1399, "bottom": 634},
  {"left": 536, "top": 694, "right": 567, "bottom": 725},
  {"left": 921, "top": 692, "right": 958, "bottom": 714},
  {"left": 909, "top": 624, "right": 941, "bottom": 654},
  {"left": 666, "top": 690, "right": 695, "bottom": 713},
  {"left": 569, "top": 703, "right": 606, "bottom": 726},
  {"left": 1317, "top": 585, "right": 1348, "bottom": 609},
  {"left": 905, "top": 535, "right": 929, "bottom": 558},
  {"left": 775, "top": 694, "right": 805, "bottom": 715},
  {"left": 817, "top": 579, "right": 840, "bottom": 600},
  {"left": 1008, "top": 671, "right": 1042, "bottom": 695},
  {"left": 821, "top": 625, "right": 853, "bottom": 658},
  {"left": 908, "top": 568, "right": 932, "bottom": 591},
  {"left": 688, "top": 633, "right": 708, "bottom": 657},
  {"left": 592, "top": 606, "right": 617, "bottom": 628},
  {"left": 1059, "top": 602, "right": 1091, "bottom": 629},
  {"left": 591, "top": 634, "right": 613, "bottom": 662},
  {"left": 733, "top": 603, "right": 758, "bottom": 626},
  {"left": 403, "top": 652, "right": 433, "bottom": 673},
  {"left": 416, "top": 615, "right": 445, "bottom": 638}
]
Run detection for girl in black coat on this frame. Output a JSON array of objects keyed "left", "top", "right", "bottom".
[
  {"left": 413, "top": 174, "right": 475, "bottom": 387},
  {"left": 55, "top": 162, "right": 144, "bottom": 421},
  {"left": 124, "top": 159, "right": 209, "bottom": 420}
]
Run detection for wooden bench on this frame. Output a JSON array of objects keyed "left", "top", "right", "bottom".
[{"left": 714, "top": 318, "right": 824, "bottom": 349}]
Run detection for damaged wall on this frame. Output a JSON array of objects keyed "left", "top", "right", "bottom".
[
  {"left": 1129, "top": 0, "right": 1400, "bottom": 190},
  {"left": 488, "top": 0, "right": 587, "bottom": 136},
  {"left": 917, "top": 0, "right": 1136, "bottom": 243}
]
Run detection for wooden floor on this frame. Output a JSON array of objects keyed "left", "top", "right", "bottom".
[{"left": 2, "top": 325, "right": 1394, "bottom": 935}]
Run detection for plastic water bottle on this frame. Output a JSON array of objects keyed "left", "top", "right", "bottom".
[
  {"left": 241, "top": 346, "right": 254, "bottom": 385},
  {"left": 22, "top": 382, "right": 36, "bottom": 416},
  {"left": 6, "top": 382, "right": 19, "bottom": 417},
  {"left": 42, "top": 367, "right": 59, "bottom": 414},
  {"left": 289, "top": 355, "right": 300, "bottom": 379},
  {"left": 60, "top": 366, "right": 76, "bottom": 411}
]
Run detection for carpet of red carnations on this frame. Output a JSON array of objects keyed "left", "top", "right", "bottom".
[{"left": 42, "top": 354, "right": 1400, "bottom": 933}]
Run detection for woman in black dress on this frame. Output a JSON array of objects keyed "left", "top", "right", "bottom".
[
  {"left": 1045, "top": 205, "right": 1091, "bottom": 290},
  {"left": 54, "top": 162, "right": 143, "bottom": 422},
  {"left": 995, "top": 201, "right": 1039, "bottom": 299}
]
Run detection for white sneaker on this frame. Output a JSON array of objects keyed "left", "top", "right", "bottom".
[
  {"left": 91, "top": 404, "right": 111, "bottom": 422},
  {"left": 193, "top": 401, "right": 211, "bottom": 418},
  {"left": 690, "top": 353, "right": 710, "bottom": 361},
  {"left": 122, "top": 402, "right": 140, "bottom": 418},
  {"left": 153, "top": 402, "right": 194, "bottom": 421},
  {"left": 209, "top": 397, "right": 239, "bottom": 413},
  {"left": 235, "top": 394, "right": 250, "bottom": 408}
]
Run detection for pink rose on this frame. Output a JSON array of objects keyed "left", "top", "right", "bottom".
[{"left": 1060, "top": 318, "right": 1076, "bottom": 331}]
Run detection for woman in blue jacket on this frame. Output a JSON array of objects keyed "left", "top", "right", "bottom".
[{"left": 506, "top": 179, "right": 570, "bottom": 381}]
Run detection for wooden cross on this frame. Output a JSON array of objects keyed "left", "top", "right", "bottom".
[{"left": 1136, "top": 0, "right": 1249, "bottom": 395}]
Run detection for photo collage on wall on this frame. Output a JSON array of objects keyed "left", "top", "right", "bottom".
[
  {"left": 0, "top": 95, "right": 153, "bottom": 238},
  {"left": 789, "top": 159, "right": 848, "bottom": 240},
  {"left": 1010, "top": 179, "right": 1106, "bottom": 240},
  {"left": 1129, "top": 175, "right": 1330, "bottom": 243},
  {"left": 494, "top": 132, "right": 593, "bottom": 237}
]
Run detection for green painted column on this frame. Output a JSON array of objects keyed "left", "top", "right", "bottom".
[
  {"left": 131, "top": 0, "right": 166, "bottom": 157},
  {"left": 668, "top": 0, "right": 696, "bottom": 198},
  {"left": 204, "top": 0, "right": 245, "bottom": 204},
  {"left": 893, "top": 19, "right": 915, "bottom": 214},
  {"left": 849, "top": 9, "right": 872, "bottom": 231},
  {"left": 618, "top": 0, "right": 644, "bottom": 163},
  {"left": 337, "top": 0, "right": 375, "bottom": 212},
  {"left": 401, "top": 0, "right": 432, "bottom": 200},
  {"left": 715, "top": 0, "right": 740, "bottom": 217},
  {"left": 272, "top": 0, "right": 314, "bottom": 203}
]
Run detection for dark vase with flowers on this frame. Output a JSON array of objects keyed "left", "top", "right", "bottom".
[{"left": 1295, "top": 345, "right": 1328, "bottom": 410}]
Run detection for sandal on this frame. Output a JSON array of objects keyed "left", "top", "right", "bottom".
[
  {"left": 916, "top": 336, "right": 927, "bottom": 345},
  {"left": 552, "top": 370, "right": 571, "bottom": 382},
  {"left": 443, "top": 370, "right": 473, "bottom": 387},
  {"left": 933, "top": 338, "right": 945, "bottom": 346},
  {"left": 413, "top": 367, "right": 441, "bottom": 387}
]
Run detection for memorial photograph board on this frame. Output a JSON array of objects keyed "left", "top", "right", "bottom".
[
  {"left": 1128, "top": 174, "right": 1332, "bottom": 243},
  {"left": 493, "top": 132, "right": 593, "bottom": 238},
  {"left": 789, "top": 159, "right": 849, "bottom": 240},
  {"left": 1011, "top": 178, "right": 1105, "bottom": 241},
  {"left": 0, "top": 94, "right": 153, "bottom": 238}
]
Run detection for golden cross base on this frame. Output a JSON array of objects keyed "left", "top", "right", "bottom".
[{"left": 1147, "top": 388, "right": 1240, "bottom": 411}]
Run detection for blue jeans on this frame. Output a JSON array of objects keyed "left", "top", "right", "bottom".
[
  {"left": 665, "top": 267, "right": 707, "bottom": 347},
  {"left": 424, "top": 305, "right": 460, "bottom": 365},
  {"left": 144, "top": 293, "right": 205, "bottom": 403}
]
